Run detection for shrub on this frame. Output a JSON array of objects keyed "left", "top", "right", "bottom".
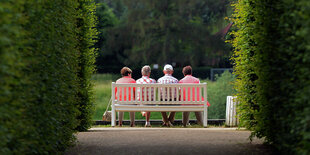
[
  {"left": 230, "top": 0, "right": 310, "bottom": 154},
  {"left": 75, "top": 0, "right": 98, "bottom": 131},
  {"left": 0, "top": 1, "right": 31, "bottom": 154},
  {"left": 206, "top": 71, "right": 236, "bottom": 119},
  {"left": 0, "top": 0, "right": 97, "bottom": 153},
  {"left": 21, "top": 0, "right": 80, "bottom": 153}
]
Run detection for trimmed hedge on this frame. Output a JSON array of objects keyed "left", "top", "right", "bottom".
[
  {"left": 231, "top": 0, "right": 310, "bottom": 154},
  {"left": 0, "top": 1, "right": 30, "bottom": 154},
  {"left": 0, "top": 0, "right": 97, "bottom": 154},
  {"left": 75, "top": 0, "right": 98, "bottom": 131}
]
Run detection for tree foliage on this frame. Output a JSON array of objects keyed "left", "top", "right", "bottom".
[
  {"left": 95, "top": 0, "right": 232, "bottom": 72},
  {"left": 231, "top": 0, "right": 310, "bottom": 154}
]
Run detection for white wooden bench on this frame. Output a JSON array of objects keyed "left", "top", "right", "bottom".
[{"left": 111, "top": 82, "right": 208, "bottom": 127}]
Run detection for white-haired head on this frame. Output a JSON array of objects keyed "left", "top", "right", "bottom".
[
  {"left": 163, "top": 64, "right": 173, "bottom": 74},
  {"left": 141, "top": 65, "right": 151, "bottom": 76}
]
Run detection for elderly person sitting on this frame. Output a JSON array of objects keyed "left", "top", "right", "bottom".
[
  {"left": 136, "top": 65, "right": 156, "bottom": 127},
  {"left": 115, "top": 67, "right": 136, "bottom": 127},
  {"left": 157, "top": 64, "right": 179, "bottom": 127},
  {"left": 179, "top": 66, "right": 210, "bottom": 127}
]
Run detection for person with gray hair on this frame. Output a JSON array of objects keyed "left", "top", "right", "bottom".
[{"left": 136, "top": 65, "right": 156, "bottom": 127}]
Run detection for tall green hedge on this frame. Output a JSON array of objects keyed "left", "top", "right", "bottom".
[
  {"left": 0, "top": 0, "right": 97, "bottom": 154},
  {"left": 75, "top": 0, "right": 98, "bottom": 131},
  {"left": 231, "top": 0, "right": 310, "bottom": 154},
  {"left": 0, "top": 1, "right": 30, "bottom": 154}
]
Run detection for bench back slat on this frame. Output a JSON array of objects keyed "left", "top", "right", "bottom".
[
  {"left": 112, "top": 83, "right": 207, "bottom": 105},
  {"left": 131, "top": 86, "right": 133, "bottom": 103}
]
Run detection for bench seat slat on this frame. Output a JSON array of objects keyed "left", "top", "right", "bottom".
[
  {"left": 114, "top": 104, "right": 204, "bottom": 112},
  {"left": 115, "top": 101, "right": 204, "bottom": 104}
]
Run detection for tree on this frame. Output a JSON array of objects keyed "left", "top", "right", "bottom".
[
  {"left": 94, "top": 1, "right": 121, "bottom": 73},
  {"left": 96, "top": 0, "right": 232, "bottom": 72}
]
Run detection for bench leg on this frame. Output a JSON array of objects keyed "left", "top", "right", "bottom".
[
  {"left": 111, "top": 104, "right": 116, "bottom": 127},
  {"left": 203, "top": 105, "right": 208, "bottom": 128}
]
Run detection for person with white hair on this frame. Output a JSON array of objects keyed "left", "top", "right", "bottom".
[
  {"left": 157, "top": 64, "right": 179, "bottom": 127},
  {"left": 136, "top": 65, "right": 156, "bottom": 127}
]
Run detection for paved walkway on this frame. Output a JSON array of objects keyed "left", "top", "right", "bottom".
[{"left": 66, "top": 128, "right": 276, "bottom": 155}]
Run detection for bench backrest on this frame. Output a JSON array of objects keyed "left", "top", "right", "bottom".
[{"left": 112, "top": 82, "right": 207, "bottom": 105}]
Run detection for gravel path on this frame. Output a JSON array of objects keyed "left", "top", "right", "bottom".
[{"left": 66, "top": 128, "right": 276, "bottom": 155}]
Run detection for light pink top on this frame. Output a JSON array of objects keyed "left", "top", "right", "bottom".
[
  {"left": 115, "top": 76, "right": 136, "bottom": 101},
  {"left": 179, "top": 75, "right": 210, "bottom": 106}
]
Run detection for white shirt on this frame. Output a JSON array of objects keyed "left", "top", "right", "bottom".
[
  {"left": 136, "top": 76, "right": 156, "bottom": 101},
  {"left": 157, "top": 74, "right": 179, "bottom": 100}
]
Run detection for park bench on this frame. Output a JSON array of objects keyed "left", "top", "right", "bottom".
[{"left": 111, "top": 82, "right": 208, "bottom": 127}]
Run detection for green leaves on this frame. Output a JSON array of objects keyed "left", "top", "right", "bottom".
[
  {"left": 0, "top": 0, "right": 97, "bottom": 153},
  {"left": 231, "top": 0, "right": 310, "bottom": 154},
  {"left": 95, "top": 0, "right": 232, "bottom": 71},
  {"left": 75, "top": 0, "right": 98, "bottom": 131},
  {"left": 207, "top": 71, "right": 236, "bottom": 119}
]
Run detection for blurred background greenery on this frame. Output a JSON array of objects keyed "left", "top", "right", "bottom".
[
  {"left": 91, "top": 0, "right": 236, "bottom": 121},
  {"left": 94, "top": 0, "right": 234, "bottom": 76}
]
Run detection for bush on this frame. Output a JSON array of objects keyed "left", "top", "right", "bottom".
[
  {"left": 22, "top": 0, "right": 80, "bottom": 153},
  {"left": 206, "top": 71, "right": 236, "bottom": 119},
  {"left": 0, "top": 1, "right": 31, "bottom": 154},
  {"left": 230, "top": 0, "right": 310, "bottom": 154},
  {"left": 75, "top": 0, "right": 98, "bottom": 131},
  {"left": 0, "top": 0, "right": 97, "bottom": 153}
]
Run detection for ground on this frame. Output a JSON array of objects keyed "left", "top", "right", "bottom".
[{"left": 66, "top": 128, "right": 277, "bottom": 155}]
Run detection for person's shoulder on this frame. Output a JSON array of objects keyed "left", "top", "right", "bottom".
[
  {"left": 191, "top": 76, "right": 199, "bottom": 80},
  {"left": 150, "top": 78, "right": 156, "bottom": 83},
  {"left": 136, "top": 78, "right": 143, "bottom": 83},
  {"left": 157, "top": 76, "right": 164, "bottom": 82},
  {"left": 179, "top": 77, "right": 185, "bottom": 83},
  {"left": 171, "top": 76, "right": 179, "bottom": 82},
  {"left": 193, "top": 76, "right": 200, "bottom": 83},
  {"left": 129, "top": 78, "right": 136, "bottom": 83},
  {"left": 116, "top": 77, "right": 123, "bottom": 83}
]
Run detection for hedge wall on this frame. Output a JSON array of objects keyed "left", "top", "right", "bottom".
[
  {"left": 75, "top": 0, "right": 98, "bottom": 131},
  {"left": 231, "top": 0, "right": 310, "bottom": 154},
  {"left": 0, "top": 0, "right": 97, "bottom": 154},
  {"left": 0, "top": 1, "right": 31, "bottom": 154}
]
